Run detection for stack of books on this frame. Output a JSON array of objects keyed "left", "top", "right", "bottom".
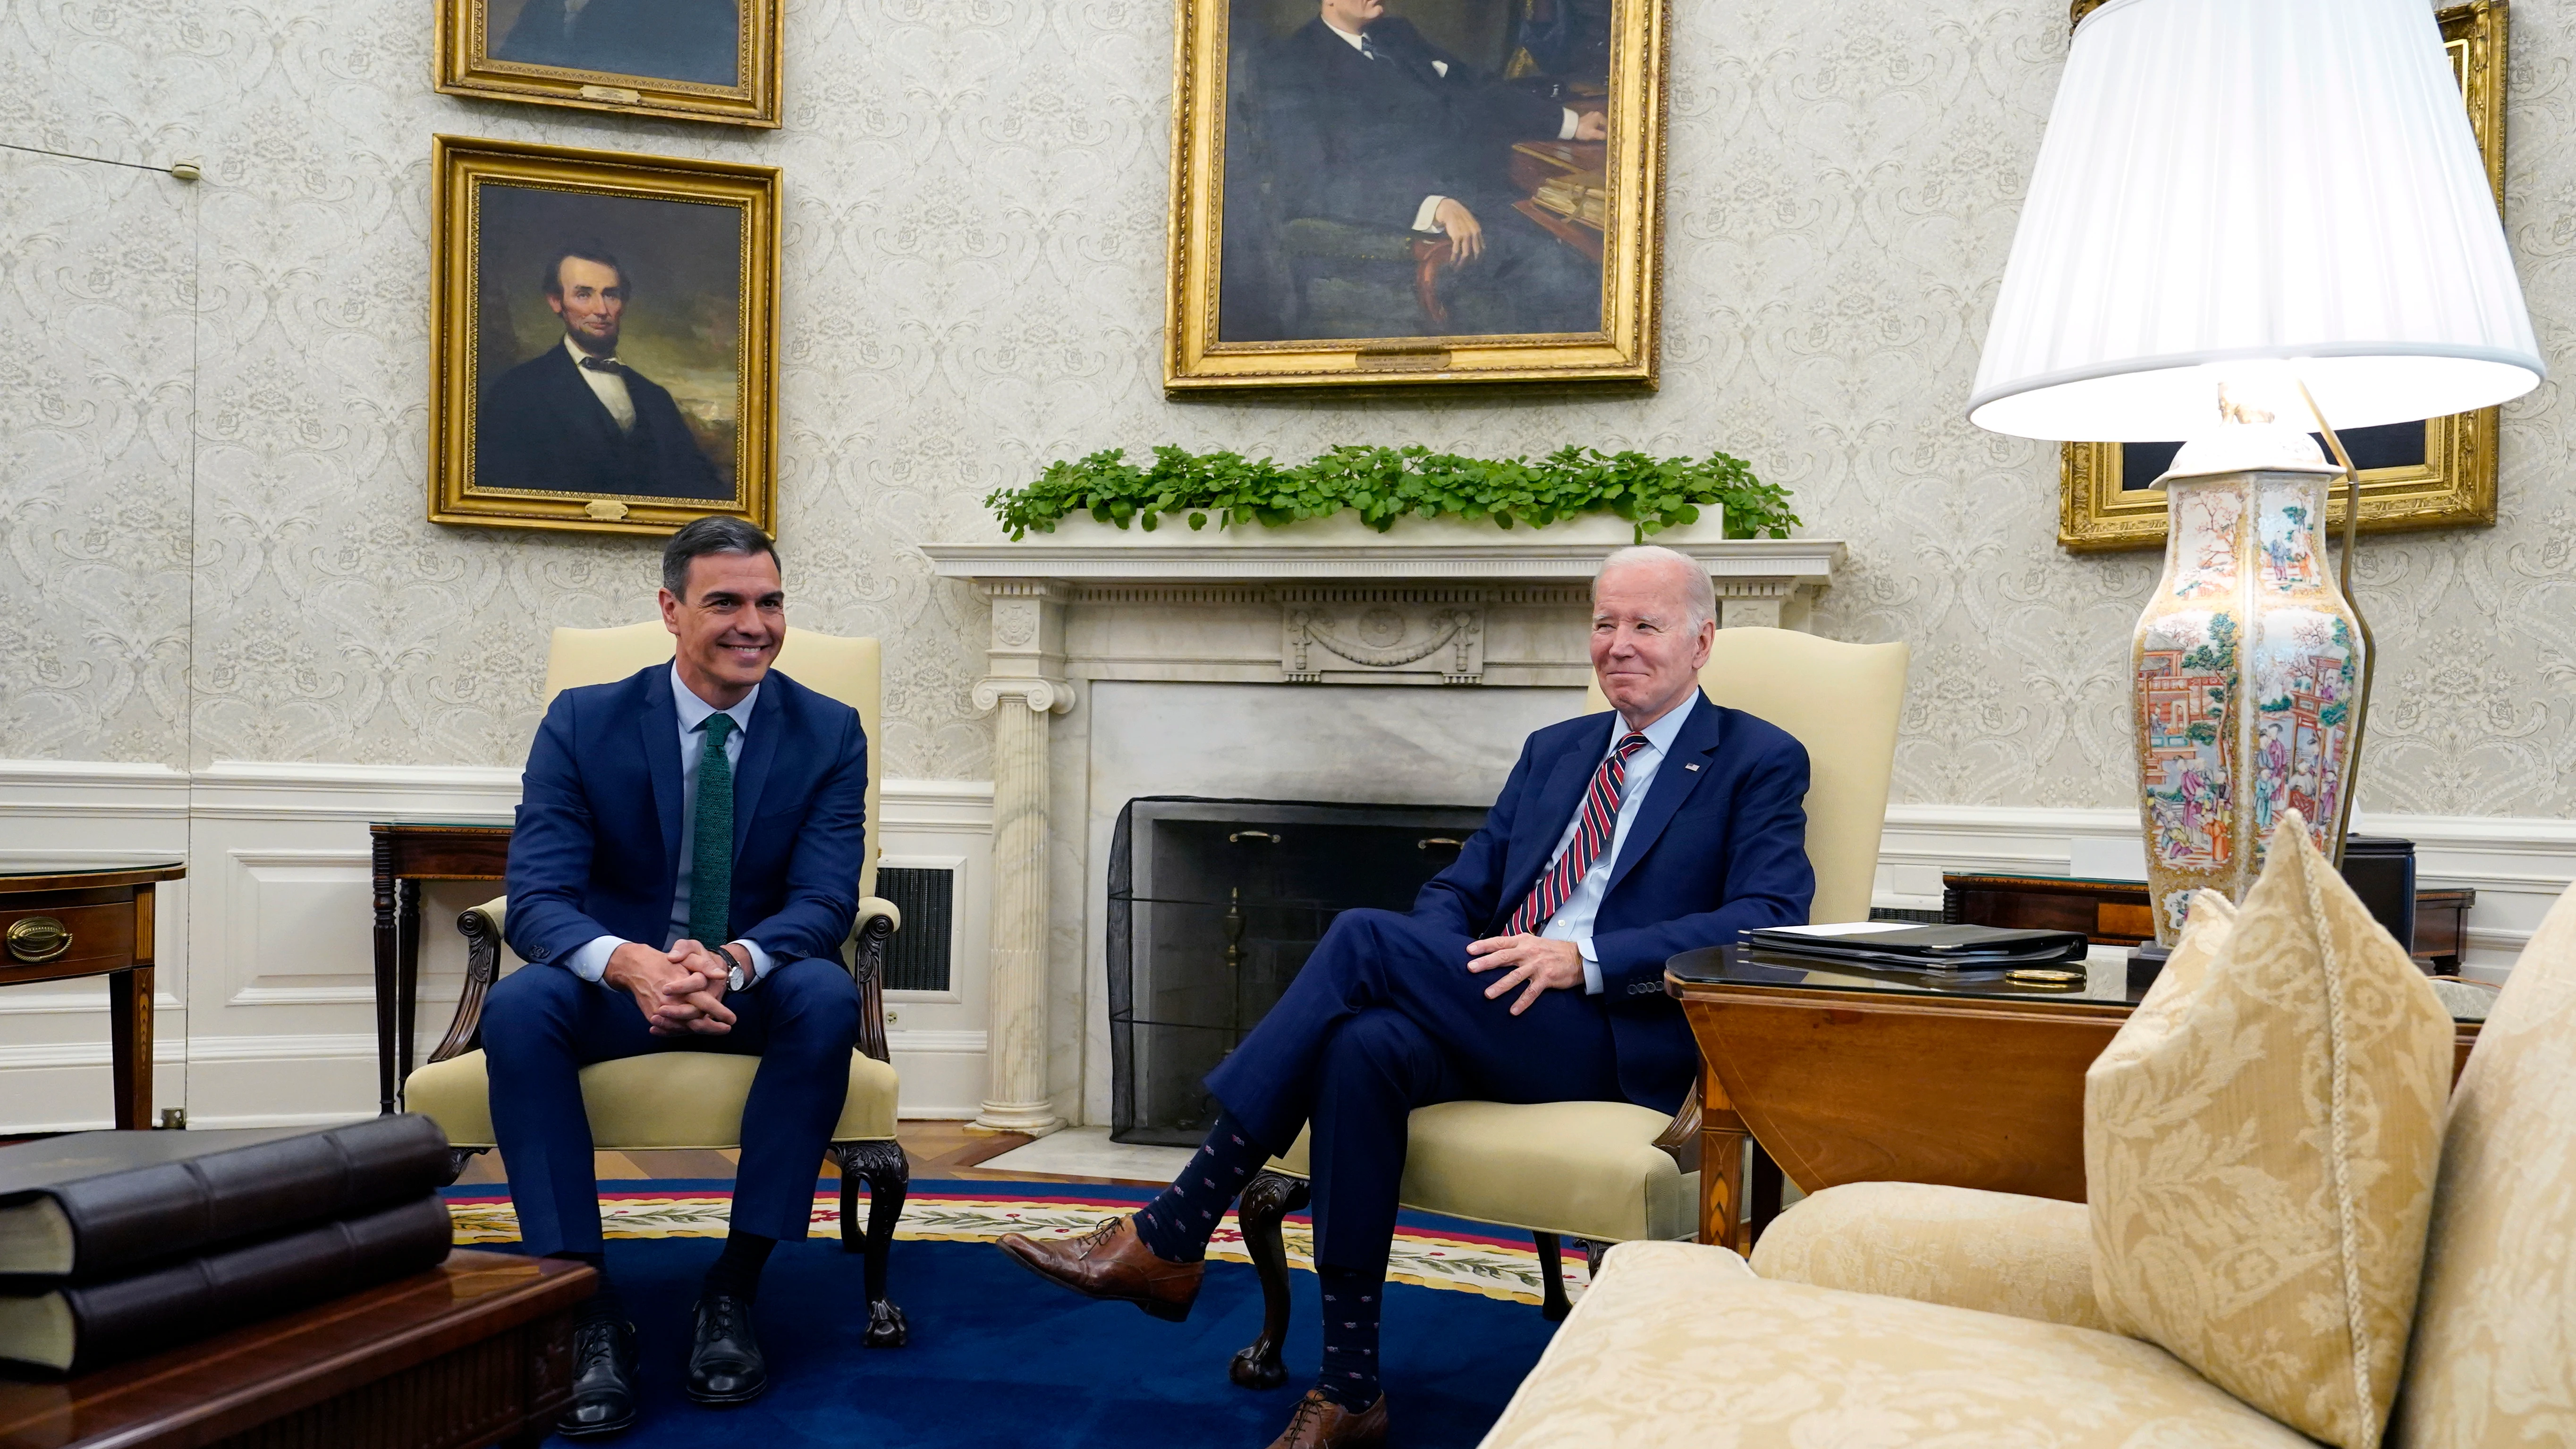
[
  {"left": 1742, "top": 922, "right": 2092, "bottom": 973},
  {"left": 0, "top": 1116, "right": 456, "bottom": 1374},
  {"left": 1531, "top": 171, "right": 1610, "bottom": 227}
]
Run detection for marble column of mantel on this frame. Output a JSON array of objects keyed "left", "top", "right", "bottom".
[{"left": 924, "top": 534, "right": 1844, "bottom": 1132}]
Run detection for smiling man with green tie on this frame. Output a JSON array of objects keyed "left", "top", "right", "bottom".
[{"left": 483, "top": 516, "right": 870, "bottom": 1438}]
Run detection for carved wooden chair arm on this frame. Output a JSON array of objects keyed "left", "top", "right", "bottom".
[
  {"left": 1652, "top": 1080, "right": 1703, "bottom": 1175},
  {"left": 430, "top": 896, "right": 510, "bottom": 1065},
  {"left": 848, "top": 897, "right": 902, "bottom": 1065}
]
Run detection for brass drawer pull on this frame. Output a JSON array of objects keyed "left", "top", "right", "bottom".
[
  {"left": 7, "top": 916, "right": 71, "bottom": 963},
  {"left": 1417, "top": 837, "right": 1463, "bottom": 851},
  {"left": 1228, "top": 830, "right": 1280, "bottom": 844}
]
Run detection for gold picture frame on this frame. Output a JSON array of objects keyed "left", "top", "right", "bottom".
[
  {"left": 429, "top": 136, "right": 780, "bottom": 537},
  {"left": 435, "top": 0, "right": 783, "bottom": 127},
  {"left": 1164, "top": 0, "right": 1670, "bottom": 391},
  {"left": 2057, "top": 0, "right": 2508, "bottom": 552}
]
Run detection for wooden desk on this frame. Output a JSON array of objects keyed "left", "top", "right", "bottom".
[
  {"left": 1942, "top": 871, "right": 2478, "bottom": 969},
  {"left": 0, "top": 864, "right": 185, "bottom": 1130},
  {"left": 0, "top": 1250, "right": 592, "bottom": 1449},
  {"left": 1668, "top": 946, "right": 2490, "bottom": 1253},
  {"left": 370, "top": 824, "right": 511, "bottom": 1116}
]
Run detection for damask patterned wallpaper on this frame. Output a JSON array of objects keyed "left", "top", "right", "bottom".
[{"left": 3, "top": 0, "right": 2571, "bottom": 812}]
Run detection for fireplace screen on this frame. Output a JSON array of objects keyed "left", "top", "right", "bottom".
[{"left": 1108, "top": 797, "right": 1491, "bottom": 1146}]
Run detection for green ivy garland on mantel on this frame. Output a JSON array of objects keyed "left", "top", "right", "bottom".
[{"left": 983, "top": 444, "right": 1799, "bottom": 542}]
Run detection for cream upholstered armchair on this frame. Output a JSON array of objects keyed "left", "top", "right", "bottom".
[
  {"left": 1226, "top": 627, "right": 1909, "bottom": 1387},
  {"left": 403, "top": 622, "right": 911, "bottom": 1347}
]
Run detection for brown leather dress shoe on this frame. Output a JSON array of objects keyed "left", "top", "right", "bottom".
[
  {"left": 1265, "top": 1389, "right": 1388, "bottom": 1448},
  {"left": 995, "top": 1214, "right": 1204, "bottom": 1322}
]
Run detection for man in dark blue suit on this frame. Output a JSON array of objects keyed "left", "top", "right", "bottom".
[
  {"left": 484, "top": 516, "right": 867, "bottom": 1436},
  {"left": 1002, "top": 546, "right": 1814, "bottom": 1449}
]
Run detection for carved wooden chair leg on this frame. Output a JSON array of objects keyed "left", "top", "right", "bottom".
[
  {"left": 441, "top": 1146, "right": 490, "bottom": 1187},
  {"left": 832, "top": 1139, "right": 911, "bottom": 1348},
  {"left": 1533, "top": 1232, "right": 1573, "bottom": 1321},
  {"left": 1229, "top": 1170, "right": 1311, "bottom": 1390}
]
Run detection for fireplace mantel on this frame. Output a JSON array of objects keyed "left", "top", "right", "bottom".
[{"left": 924, "top": 525, "right": 1844, "bottom": 1135}]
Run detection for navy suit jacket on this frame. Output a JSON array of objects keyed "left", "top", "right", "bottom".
[
  {"left": 504, "top": 664, "right": 869, "bottom": 974},
  {"left": 475, "top": 343, "right": 727, "bottom": 501},
  {"left": 1412, "top": 695, "right": 1814, "bottom": 1113}
]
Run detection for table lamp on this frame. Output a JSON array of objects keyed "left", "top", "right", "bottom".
[{"left": 1969, "top": 0, "right": 2543, "bottom": 943}]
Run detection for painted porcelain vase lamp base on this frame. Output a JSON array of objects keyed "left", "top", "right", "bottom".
[{"left": 2133, "top": 414, "right": 2366, "bottom": 943}]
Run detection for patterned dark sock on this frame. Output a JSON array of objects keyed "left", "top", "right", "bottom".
[
  {"left": 1315, "top": 1263, "right": 1384, "bottom": 1412},
  {"left": 552, "top": 1252, "right": 622, "bottom": 1326},
  {"left": 702, "top": 1229, "right": 775, "bottom": 1302},
  {"left": 1132, "top": 1110, "right": 1272, "bottom": 1263}
]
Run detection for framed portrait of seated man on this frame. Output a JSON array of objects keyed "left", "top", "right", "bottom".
[
  {"left": 429, "top": 136, "right": 779, "bottom": 536},
  {"left": 435, "top": 0, "right": 781, "bottom": 126},
  {"left": 1165, "top": 0, "right": 1669, "bottom": 390}
]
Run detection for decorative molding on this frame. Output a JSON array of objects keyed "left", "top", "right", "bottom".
[
  {"left": 924, "top": 535, "right": 1845, "bottom": 588},
  {"left": 1284, "top": 600, "right": 1484, "bottom": 684}
]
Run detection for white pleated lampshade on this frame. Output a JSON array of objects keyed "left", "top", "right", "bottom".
[{"left": 1969, "top": 0, "right": 2544, "bottom": 442}]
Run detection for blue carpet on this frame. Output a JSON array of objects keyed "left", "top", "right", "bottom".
[{"left": 537, "top": 1230, "right": 1557, "bottom": 1447}]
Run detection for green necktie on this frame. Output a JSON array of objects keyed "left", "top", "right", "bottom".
[{"left": 688, "top": 712, "right": 736, "bottom": 948}]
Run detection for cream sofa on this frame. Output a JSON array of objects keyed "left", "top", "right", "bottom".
[{"left": 1481, "top": 879, "right": 2576, "bottom": 1449}]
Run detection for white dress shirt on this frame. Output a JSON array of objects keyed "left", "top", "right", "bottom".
[
  {"left": 1318, "top": 20, "right": 1582, "bottom": 234},
  {"left": 565, "top": 335, "right": 636, "bottom": 432},
  {"left": 565, "top": 664, "right": 775, "bottom": 985},
  {"left": 1532, "top": 693, "right": 1698, "bottom": 994}
]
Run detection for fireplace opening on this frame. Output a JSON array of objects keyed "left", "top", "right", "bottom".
[{"left": 1107, "top": 796, "right": 1491, "bottom": 1146}]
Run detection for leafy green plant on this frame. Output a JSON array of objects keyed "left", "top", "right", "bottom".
[{"left": 983, "top": 444, "right": 1798, "bottom": 541}]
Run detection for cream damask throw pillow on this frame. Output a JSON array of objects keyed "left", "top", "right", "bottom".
[{"left": 2085, "top": 811, "right": 2452, "bottom": 1449}]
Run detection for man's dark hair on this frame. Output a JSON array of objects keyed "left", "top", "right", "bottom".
[
  {"left": 662, "top": 516, "right": 779, "bottom": 600},
  {"left": 541, "top": 244, "right": 628, "bottom": 298}
]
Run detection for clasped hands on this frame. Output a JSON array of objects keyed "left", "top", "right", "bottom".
[
  {"left": 1466, "top": 933, "right": 1584, "bottom": 1015},
  {"left": 605, "top": 939, "right": 742, "bottom": 1036}
]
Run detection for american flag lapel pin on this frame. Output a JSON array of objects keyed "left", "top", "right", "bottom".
[{"left": 1684, "top": 763, "right": 1701, "bottom": 772}]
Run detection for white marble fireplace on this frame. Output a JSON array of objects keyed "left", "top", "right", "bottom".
[{"left": 922, "top": 522, "right": 1843, "bottom": 1132}]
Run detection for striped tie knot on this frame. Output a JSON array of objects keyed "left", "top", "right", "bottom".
[{"left": 1504, "top": 731, "right": 1651, "bottom": 937}]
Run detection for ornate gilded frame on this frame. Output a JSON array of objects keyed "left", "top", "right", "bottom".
[
  {"left": 428, "top": 136, "right": 780, "bottom": 537},
  {"left": 434, "top": 0, "right": 783, "bottom": 127},
  {"left": 2058, "top": 0, "right": 2508, "bottom": 552},
  {"left": 1163, "top": 0, "right": 1670, "bottom": 391}
]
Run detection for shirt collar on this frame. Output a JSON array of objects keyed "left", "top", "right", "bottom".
[
  {"left": 1614, "top": 690, "right": 1697, "bottom": 758},
  {"left": 671, "top": 662, "right": 758, "bottom": 736},
  {"left": 564, "top": 334, "right": 619, "bottom": 370},
  {"left": 1323, "top": 18, "right": 1367, "bottom": 50}
]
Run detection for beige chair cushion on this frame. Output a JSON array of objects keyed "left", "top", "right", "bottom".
[
  {"left": 1750, "top": 1180, "right": 2110, "bottom": 1333},
  {"left": 405, "top": 1047, "right": 898, "bottom": 1150},
  {"left": 1270, "top": 1100, "right": 1694, "bottom": 1243},
  {"left": 2394, "top": 879, "right": 2576, "bottom": 1448},
  {"left": 2085, "top": 813, "right": 2453, "bottom": 1449},
  {"left": 1585, "top": 627, "right": 1908, "bottom": 924},
  {"left": 542, "top": 622, "right": 887, "bottom": 899},
  {"left": 1480, "top": 1239, "right": 2309, "bottom": 1449}
]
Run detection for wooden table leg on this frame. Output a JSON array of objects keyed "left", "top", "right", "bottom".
[
  {"left": 396, "top": 877, "right": 423, "bottom": 1104},
  {"left": 1697, "top": 1063, "right": 1752, "bottom": 1254},
  {"left": 108, "top": 966, "right": 153, "bottom": 1131},
  {"left": 372, "top": 834, "right": 399, "bottom": 1117}
]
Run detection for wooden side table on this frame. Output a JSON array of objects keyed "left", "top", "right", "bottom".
[
  {"left": 1667, "top": 945, "right": 2492, "bottom": 1253},
  {"left": 0, "top": 863, "right": 185, "bottom": 1130},
  {"left": 370, "top": 824, "right": 512, "bottom": 1116},
  {"left": 0, "top": 1250, "right": 592, "bottom": 1449}
]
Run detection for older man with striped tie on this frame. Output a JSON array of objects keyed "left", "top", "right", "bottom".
[{"left": 999, "top": 545, "right": 1816, "bottom": 1449}]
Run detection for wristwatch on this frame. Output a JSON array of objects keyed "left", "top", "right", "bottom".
[{"left": 721, "top": 943, "right": 754, "bottom": 993}]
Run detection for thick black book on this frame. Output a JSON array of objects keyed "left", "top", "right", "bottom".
[
  {"left": 0, "top": 1115, "right": 450, "bottom": 1282},
  {"left": 1741, "top": 924, "right": 2090, "bottom": 971},
  {"left": 0, "top": 1194, "right": 454, "bottom": 1374}
]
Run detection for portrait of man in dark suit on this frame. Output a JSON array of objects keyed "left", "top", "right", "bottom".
[
  {"left": 1220, "top": 0, "right": 1612, "bottom": 342},
  {"left": 475, "top": 243, "right": 730, "bottom": 502},
  {"left": 489, "top": 0, "right": 741, "bottom": 86}
]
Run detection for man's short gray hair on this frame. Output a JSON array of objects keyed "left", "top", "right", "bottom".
[
  {"left": 662, "top": 515, "right": 779, "bottom": 599},
  {"left": 1595, "top": 544, "right": 1716, "bottom": 629}
]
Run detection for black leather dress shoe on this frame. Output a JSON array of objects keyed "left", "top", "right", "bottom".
[
  {"left": 686, "top": 1291, "right": 768, "bottom": 1406},
  {"left": 557, "top": 1316, "right": 640, "bottom": 1439}
]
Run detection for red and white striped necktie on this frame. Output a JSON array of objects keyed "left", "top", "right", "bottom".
[{"left": 1505, "top": 731, "right": 1651, "bottom": 936}]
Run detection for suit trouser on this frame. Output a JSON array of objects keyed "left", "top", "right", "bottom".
[
  {"left": 482, "top": 957, "right": 861, "bottom": 1257},
  {"left": 1204, "top": 907, "right": 1622, "bottom": 1277},
  {"left": 1442, "top": 205, "right": 1603, "bottom": 336}
]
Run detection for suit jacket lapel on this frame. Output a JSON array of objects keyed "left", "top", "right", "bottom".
[
  {"left": 1500, "top": 716, "right": 1614, "bottom": 914},
  {"left": 730, "top": 679, "right": 784, "bottom": 860},
  {"left": 1602, "top": 695, "right": 1723, "bottom": 901},
  {"left": 641, "top": 671, "right": 684, "bottom": 880}
]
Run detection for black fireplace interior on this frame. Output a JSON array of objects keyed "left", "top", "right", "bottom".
[{"left": 1108, "top": 796, "right": 1491, "bottom": 1146}]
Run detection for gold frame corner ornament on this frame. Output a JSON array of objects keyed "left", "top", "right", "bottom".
[
  {"left": 1162, "top": 0, "right": 1671, "bottom": 391},
  {"left": 2057, "top": 0, "right": 2508, "bottom": 553},
  {"left": 434, "top": 0, "right": 784, "bottom": 127},
  {"left": 427, "top": 135, "right": 782, "bottom": 538}
]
